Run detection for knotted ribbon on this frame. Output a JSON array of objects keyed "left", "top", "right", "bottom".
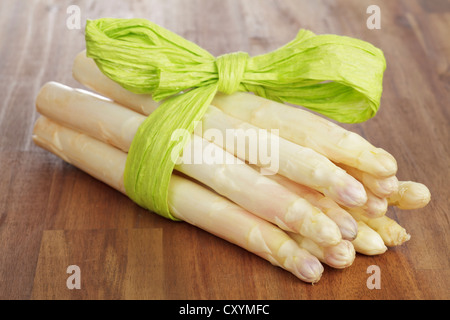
[{"left": 85, "top": 18, "right": 386, "bottom": 220}]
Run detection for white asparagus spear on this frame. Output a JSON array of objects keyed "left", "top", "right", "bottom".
[
  {"left": 351, "top": 221, "right": 387, "bottom": 255},
  {"left": 201, "top": 106, "right": 367, "bottom": 207},
  {"left": 343, "top": 188, "right": 388, "bottom": 219},
  {"left": 72, "top": 51, "right": 160, "bottom": 116},
  {"left": 263, "top": 171, "right": 389, "bottom": 254},
  {"left": 337, "top": 164, "right": 398, "bottom": 198},
  {"left": 362, "top": 189, "right": 388, "bottom": 218},
  {"left": 212, "top": 92, "right": 398, "bottom": 178},
  {"left": 287, "top": 232, "right": 355, "bottom": 269},
  {"left": 73, "top": 50, "right": 396, "bottom": 178},
  {"left": 177, "top": 135, "right": 342, "bottom": 245},
  {"left": 338, "top": 164, "right": 399, "bottom": 198},
  {"left": 33, "top": 118, "right": 128, "bottom": 194},
  {"left": 388, "top": 181, "right": 431, "bottom": 210},
  {"left": 337, "top": 164, "right": 403, "bottom": 218},
  {"left": 259, "top": 169, "right": 358, "bottom": 241},
  {"left": 32, "top": 116, "right": 324, "bottom": 283},
  {"left": 169, "top": 174, "right": 324, "bottom": 283},
  {"left": 36, "top": 81, "right": 342, "bottom": 246},
  {"left": 347, "top": 208, "right": 411, "bottom": 247},
  {"left": 72, "top": 51, "right": 368, "bottom": 208}
]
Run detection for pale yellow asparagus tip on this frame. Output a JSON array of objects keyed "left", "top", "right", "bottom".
[
  {"left": 288, "top": 232, "right": 355, "bottom": 269},
  {"left": 290, "top": 202, "right": 342, "bottom": 247},
  {"left": 323, "top": 240, "right": 355, "bottom": 269},
  {"left": 318, "top": 203, "right": 358, "bottom": 241},
  {"left": 375, "top": 175, "right": 399, "bottom": 198},
  {"left": 341, "top": 165, "right": 388, "bottom": 218},
  {"left": 343, "top": 191, "right": 387, "bottom": 220},
  {"left": 310, "top": 198, "right": 359, "bottom": 241},
  {"left": 287, "top": 246, "right": 325, "bottom": 284},
  {"left": 338, "top": 163, "right": 399, "bottom": 198},
  {"left": 370, "top": 150, "right": 398, "bottom": 178},
  {"left": 388, "top": 181, "right": 431, "bottom": 210},
  {"left": 363, "top": 189, "right": 388, "bottom": 218},
  {"left": 334, "top": 176, "right": 368, "bottom": 208},
  {"left": 263, "top": 171, "right": 358, "bottom": 241},
  {"left": 352, "top": 221, "right": 387, "bottom": 255}
]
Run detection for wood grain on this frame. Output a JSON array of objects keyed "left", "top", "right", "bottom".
[
  {"left": 0, "top": 0, "right": 448, "bottom": 300},
  {"left": 31, "top": 228, "right": 165, "bottom": 299}
]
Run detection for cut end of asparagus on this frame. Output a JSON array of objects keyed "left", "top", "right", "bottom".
[
  {"left": 323, "top": 240, "right": 356, "bottom": 269},
  {"left": 377, "top": 220, "right": 411, "bottom": 247}
]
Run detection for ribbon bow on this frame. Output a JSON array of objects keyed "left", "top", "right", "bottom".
[{"left": 85, "top": 18, "right": 386, "bottom": 220}]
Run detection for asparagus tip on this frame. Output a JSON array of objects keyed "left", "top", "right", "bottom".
[
  {"left": 378, "top": 175, "right": 399, "bottom": 197},
  {"left": 323, "top": 240, "right": 356, "bottom": 269},
  {"left": 374, "top": 150, "right": 398, "bottom": 177},
  {"left": 293, "top": 255, "right": 324, "bottom": 284},
  {"left": 335, "top": 179, "right": 367, "bottom": 208},
  {"left": 340, "top": 221, "right": 358, "bottom": 241}
]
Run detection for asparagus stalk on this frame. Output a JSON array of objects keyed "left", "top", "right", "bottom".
[
  {"left": 363, "top": 189, "right": 388, "bottom": 218},
  {"left": 338, "top": 164, "right": 399, "bottom": 198},
  {"left": 169, "top": 174, "right": 324, "bottom": 283},
  {"left": 212, "top": 92, "right": 398, "bottom": 178},
  {"left": 201, "top": 105, "right": 367, "bottom": 207},
  {"left": 388, "top": 181, "right": 431, "bottom": 210},
  {"left": 177, "top": 134, "right": 342, "bottom": 245},
  {"left": 36, "top": 81, "right": 342, "bottom": 246},
  {"left": 342, "top": 188, "right": 388, "bottom": 219},
  {"left": 32, "top": 116, "right": 324, "bottom": 283},
  {"left": 260, "top": 169, "right": 358, "bottom": 241},
  {"left": 72, "top": 51, "right": 368, "bottom": 208},
  {"left": 351, "top": 221, "right": 387, "bottom": 255},
  {"left": 262, "top": 171, "right": 392, "bottom": 254},
  {"left": 33, "top": 118, "right": 128, "bottom": 194},
  {"left": 288, "top": 232, "right": 355, "bottom": 269},
  {"left": 72, "top": 51, "right": 160, "bottom": 116}
]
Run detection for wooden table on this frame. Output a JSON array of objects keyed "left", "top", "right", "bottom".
[{"left": 0, "top": 0, "right": 448, "bottom": 300}]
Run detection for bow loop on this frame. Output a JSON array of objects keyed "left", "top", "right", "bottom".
[{"left": 215, "top": 52, "right": 249, "bottom": 95}]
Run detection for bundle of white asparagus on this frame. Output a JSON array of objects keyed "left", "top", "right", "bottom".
[{"left": 32, "top": 51, "right": 431, "bottom": 283}]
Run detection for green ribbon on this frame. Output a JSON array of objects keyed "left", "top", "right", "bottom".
[{"left": 85, "top": 18, "right": 386, "bottom": 220}]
